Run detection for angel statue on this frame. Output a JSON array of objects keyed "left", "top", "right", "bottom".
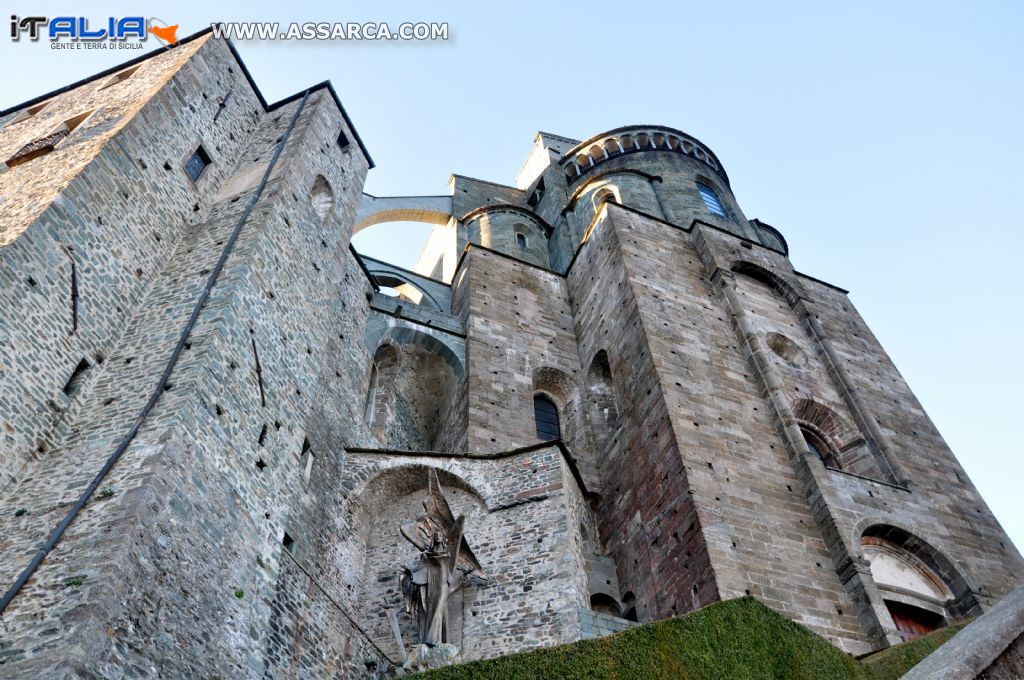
[{"left": 399, "top": 469, "right": 486, "bottom": 649}]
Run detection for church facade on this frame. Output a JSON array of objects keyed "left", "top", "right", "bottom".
[{"left": 0, "top": 29, "right": 1020, "bottom": 677}]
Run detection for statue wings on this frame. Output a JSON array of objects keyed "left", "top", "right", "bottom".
[{"left": 400, "top": 469, "right": 485, "bottom": 579}]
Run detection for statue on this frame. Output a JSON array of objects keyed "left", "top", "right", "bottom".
[{"left": 399, "top": 469, "right": 486, "bottom": 652}]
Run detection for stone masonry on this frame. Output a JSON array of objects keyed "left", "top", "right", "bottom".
[{"left": 0, "top": 27, "right": 1021, "bottom": 678}]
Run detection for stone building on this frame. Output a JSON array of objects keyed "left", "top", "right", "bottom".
[{"left": 0, "top": 28, "right": 1020, "bottom": 678}]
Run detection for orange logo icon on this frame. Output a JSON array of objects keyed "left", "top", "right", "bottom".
[{"left": 148, "top": 18, "right": 178, "bottom": 45}]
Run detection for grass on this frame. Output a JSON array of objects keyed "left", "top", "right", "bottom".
[
  {"left": 415, "top": 598, "right": 967, "bottom": 680},
  {"left": 416, "top": 597, "right": 863, "bottom": 680},
  {"left": 858, "top": 622, "right": 968, "bottom": 680}
]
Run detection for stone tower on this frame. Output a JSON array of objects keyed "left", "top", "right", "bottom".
[{"left": 0, "top": 29, "right": 1020, "bottom": 677}]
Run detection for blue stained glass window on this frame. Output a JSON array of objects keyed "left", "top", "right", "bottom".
[{"left": 697, "top": 182, "right": 726, "bottom": 217}]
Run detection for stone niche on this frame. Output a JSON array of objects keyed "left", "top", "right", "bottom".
[
  {"left": 338, "top": 451, "right": 592, "bottom": 666},
  {"left": 353, "top": 466, "right": 487, "bottom": 660},
  {"left": 363, "top": 326, "right": 463, "bottom": 451}
]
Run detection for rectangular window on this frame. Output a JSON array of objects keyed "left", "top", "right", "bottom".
[
  {"left": 337, "top": 130, "right": 350, "bottom": 149},
  {"left": 302, "top": 450, "right": 314, "bottom": 483},
  {"left": 184, "top": 145, "right": 211, "bottom": 182},
  {"left": 527, "top": 178, "right": 546, "bottom": 207}
]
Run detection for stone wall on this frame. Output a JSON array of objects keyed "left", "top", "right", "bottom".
[
  {"left": 457, "top": 249, "right": 587, "bottom": 463},
  {"left": 0, "top": 34, "right": 387, "bottom": 677},
  {"left": 565, "top": 204, "right": 720, "bottom": 627},
  {"left": 0, "top": 35, "right": 263, "bottom": 485}
]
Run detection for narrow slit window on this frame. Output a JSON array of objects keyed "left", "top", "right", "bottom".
[
  {"left": 534, "top": 394, "right": 561, "bottom": 441},
  {"left": 184, "top": 145, "right": 211, "bottom": 182},
  {"left": 302, "top": 450, "right": 314, "bottom": 483},
  {"left": 696, "top": 182, "right": 727, "bottom": 217},
  {"left": 63, "top": 358, "right": 91, "bottom": 397},
  {"left": 527, "top": 178, "right": 546, "bottom": 207},
  {"left": 516, "top": 232, "right": 528, "bottom": 249}
]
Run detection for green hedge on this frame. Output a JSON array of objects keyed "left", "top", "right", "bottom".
[{"left": 415, "top": 597, "right": 864, "bottom": 680}]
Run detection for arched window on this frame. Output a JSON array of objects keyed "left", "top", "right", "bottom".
[
  {"left": 587, "top": 350, "right": 620, "bottom": 448},
  {"left": 364, "top": 363, "right": 379, "bottom": 424},
  {"left": 533, "top": 394, "right": 561, "bottom": 441},
  {"left": 589, "top": 593, "right": 621, "bottom": 617},
  {"left": 366, "top": 344, "right": 400, "bottom": 428},
  {"left": 516, "top": 231, "right": 528, "bottom": 249},
  {"left": 862, "top": 531, "right": 956, "bottom": 641},
  {"left": 310, "top": 175, "right": 335, "bottom": 220},
  {"left": 621, "top": 592, "right": 638, "bottom": 622},
  {"left": 801, "top": 427, "right": 841, "bottom": 470},
  {"left": 696, "top": 181, "right": 726, "bottom": 217},
  {"left": 592, "top": 187, "right": 618, "bottom": 214}
]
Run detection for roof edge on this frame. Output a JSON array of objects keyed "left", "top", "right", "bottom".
[{"left": 0, "top": 24, "right": 374, "bottom": 168}]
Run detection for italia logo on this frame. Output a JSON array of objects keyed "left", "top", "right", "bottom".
[{"left": 10, "top": 16, "right": 178, "bottom": 44}]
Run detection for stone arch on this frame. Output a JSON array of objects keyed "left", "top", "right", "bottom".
[
  {"left": 792, "top": 398, "right": 861, "bottom": 452},
  {"left": 369, "top": 270, "right": 444, "bottom": 311},
  {"left": 352, "top": 463, "right": 488, "bottom": 528},
  {"left": 351, "top": 464, "right": 488, "bottom": 658},
  {"left": 586, "top": 350, "right": 620, "bottom": 451},
  {"left": 730, "top": 260, "right": 804, "bottom": 307},
  {"left": 364, "top": 328, "right": 462, "bottom": 449},
  {"left": 791, "top": 398, "right": 879, "bottom": 475},
  {"left": 857, "top": 522, "right": 981, "bottom": 636},
  {"left": 591, "top": 186, "right": 619, "bottom": 214},
  {"left": 310, "top": 174, "right": 335, "bottom": 220},
  {"left": 353, "top": 193, "right": 453, "bottom": 234},
  {"left": 765, "top": 331, "right": 807, "bottom": 368},
  {"left": 364, "top": 323, "right": 464, "bottom": 379},
  {"left": 621, "top": 592, "right": 638, "bottom": 622},
  {"left": 590, "top": 593, "right": 622, "bottom": 618}
]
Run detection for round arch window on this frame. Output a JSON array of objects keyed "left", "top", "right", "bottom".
[{"left": 862, "top": 536, "right": 953, "bottom": 641}]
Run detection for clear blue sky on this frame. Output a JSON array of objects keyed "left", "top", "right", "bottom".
[{"left": 4, "top": 2, "right": 1021, "bottom": 552}]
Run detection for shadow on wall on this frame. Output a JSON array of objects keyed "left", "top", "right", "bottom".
[{"left": 364, "top": 330, "right": 463, "bottom": 451}]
